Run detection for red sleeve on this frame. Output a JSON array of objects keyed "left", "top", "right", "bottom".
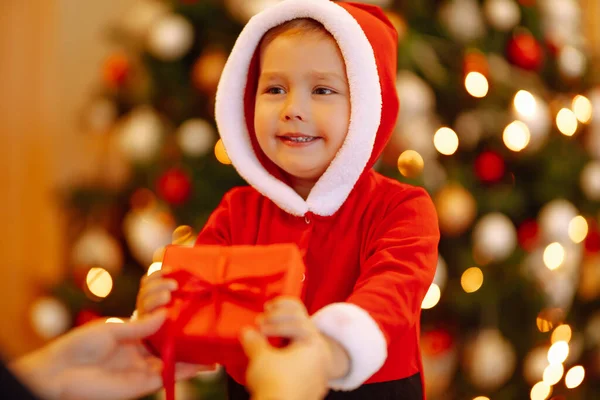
[
  {"left": 312, "top": 187, "right": 440, "bottom": 390},
  {"left": 349, "top": 186, "right": 439, "bottom": 341},
  {"left": 194, "top": 189, "right": 236, "bottom": 246}
]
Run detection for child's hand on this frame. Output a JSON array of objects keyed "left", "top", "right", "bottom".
[
  {"left": 258, "top": 297, "right": 351, "bottom": 382},
  {"left": 258, "top": 297, "right": 319, "bottom": 341},
  {"left": 135, "top": 225, "right": 194, "bottom": 318}
]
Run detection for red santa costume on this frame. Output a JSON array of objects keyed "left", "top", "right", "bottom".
[{"left": 196, "top": 0, "right": 440, "bottom": 398}]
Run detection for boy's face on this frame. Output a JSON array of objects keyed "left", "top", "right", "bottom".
[{"left": 254, "top": 31, "right": 350, "bottom": 182}]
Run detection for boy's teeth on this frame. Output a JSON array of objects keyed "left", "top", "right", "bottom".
[{"left": 287, "top": 136, "right": 315, "bottom": 143}]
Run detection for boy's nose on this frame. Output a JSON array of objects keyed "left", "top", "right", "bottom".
[{"left": 282, "top": 95, "right": 306, "bottom": 121}]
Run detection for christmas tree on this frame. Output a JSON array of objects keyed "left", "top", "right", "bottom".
[{"left": 29, "top": 0, "right": 600, "bottom": 399}]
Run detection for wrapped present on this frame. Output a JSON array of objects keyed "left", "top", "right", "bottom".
[{"left": 144, "top": 243, "right": 306, "bottom": 400}]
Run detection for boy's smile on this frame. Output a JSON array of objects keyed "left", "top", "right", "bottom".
[{"left": 254, "top": 29, "right": 351, "bottom": 197}]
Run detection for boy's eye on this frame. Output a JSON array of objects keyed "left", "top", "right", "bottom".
[
  {"left": 314, "top": 87, "right": 335, "bottom": 95},
  {"left": 265, "top": 87, "right": 285, "bottom": 95}
]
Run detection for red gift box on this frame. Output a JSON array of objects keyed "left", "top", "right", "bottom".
[{"left": 145, "top": 243, "right": 306, "bottom": 400}]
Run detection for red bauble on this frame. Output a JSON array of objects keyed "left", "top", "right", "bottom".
[
  {"left": 507, "top": 32, "right": 544, "bottom": 71},
  {"left": 75, "top": 309, "right": 102, "bottom": 326},
  {"left": 464, "top": 50, "right": 489, "bottom": 76},
  {"left": 475, "top": 150, "right": 505, "bottom": 183},
  {"left": 421, "top": 329, "right": 454, "bottom": 357},
  {"left": 585, "top": 225, "right": 600, "bottom": 254},
  {"left": 102, "top": 52, "right": 130, "bottom": 88},
  {"left": 156, "top": 167, "right": 192, "bottom": 205},
  {"left": 518, "top": 219, "right": 539, "bottom": 252}
]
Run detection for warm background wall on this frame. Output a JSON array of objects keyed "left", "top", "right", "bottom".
[
  {"left": 0, "top": 0, "right": 599, "bottom": 359},
  {"left": 0, "top": 0, "right": 134, "bottom": 358}
]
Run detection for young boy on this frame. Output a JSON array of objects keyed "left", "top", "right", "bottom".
[{"left": 137, "top": 0, "right": 440, "bottom": 399}]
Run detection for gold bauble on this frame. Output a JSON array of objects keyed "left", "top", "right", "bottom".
[
  {"left": 214, "top": 139, "right": 232, "bottom": 165},
  {"left": 397, "top": 150, "right": 424, "bottom": 178},
  {"left": 434, "top": 184, "right": 477, "bottom": 236},
  {"left": 192, "top": 49, "right": 228, "bottom": 93}
]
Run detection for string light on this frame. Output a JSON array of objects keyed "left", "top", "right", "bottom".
[
  {"left": 556, "top": 108, "right": 578, "bottom": 136},
  {"left": 461, "top": 267, "right": 484, "bottom": 293},
  {"left": 106, "top": 318, "right": 125, "bottom": 324},
  {"left": 503, "top": 121, "right": 530, "bottom": 152},
  {"left": 551, "top": 324, "right": 572, "bottom": 344},
  {"left": 572, "top": 95, "right": 593, "bottom": 123},
  {"left": 542, "top": 363, "right": 564, "bottom": 385},
  {"left": 421, "top": 284, "right": 441, "bottom": 309},
  {"left": 434, "top": 127, "right": 459, "bottom": 155},
  {"left": 543, "top": 243, "right": 565, "bottom": 270},
  {"left": 465, "top": 72, "right": 489, "bottom": 98},
  {"left": 514, "top": 90, "right": 537, "bottom": 117},
  {"left": 568, "top": 216, "right": 588, "bottom": 243},
  {"left": 565, "top": 365, "right": 585, "bottom": 388},
  {"left": 530, "top": 381, "right": 552, "bottom": 400},
  {"left": 547, "top": 341, "right": 569, "bottom": 364},
  {"left": 86, "top": 268, "right": 113, "bottom": 298}
]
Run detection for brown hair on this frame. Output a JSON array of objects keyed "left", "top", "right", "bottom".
[{"left": 260, "top": 18, "right": 331, "bottom": 49}]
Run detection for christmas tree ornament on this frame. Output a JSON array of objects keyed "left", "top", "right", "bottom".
[
  {"left": 156, "top": 167, "right": 193, "bottom": 205},
  {"left": 454, "top": 110, "right": 484, "bottom": 150},
  {"left": 192, "top": 49, "right": 228, "bottom": 93},
  {"left": 464, "top": 50, "right": 489, "bottom": 76},
  {"left": 85, "top": 97, "right": 118, "bottom": 133},
  {"left": 75, "top": 309, "right": 103, "bottom": 327},
  {"left": 124, "top": 209, "right": 175, "bottom": 266},
  {"left": 584, "top": 223, "right": 600, "bottom": 254},
  {"left": 394, "top": 116, "right": 438, "bottom": 161},
  {"left": 421, "top": 328, "right": 457, "bottom": 397},
  {"left": 518, "top": 219, "right": 540, "bottom": 251},
  {"left": 538, "top": 199, "right": 579, "bottom": 243},
  {"left": 558, "top": 46, "right": 587, "bottom": 79},
  {"left": 397, "top": 150, "right": 425, "bottom": 178},
  {"left": 474, "top": 150, "right": 505, "bottom": 183},
  {"left": 395, "top": 71, "right": 436, "bottom": 124},
  {"left": 102, "top": 52, "right": 131, "bottom": 89},
  {"left": 483, "top": 0, "right": 521, "bottom": 32},
  {"left": 130, "top": 188, "right": 158, "bottom": 211},
  {"left": 71, "top": 228, "right": 123, "bottom": 275},
  {"left": 119, "top": 0, "right": 169, "bottom": 41},
  {"left": 473, "top": 213, "right": 517, "bottom": 262},
  {"left": 581, "top": 161, "right": 600, "bottom": 201},
  {"left": 214, "top": 139, "right": 232, "bottom": 165},
  {"left": 177, "top": 118, "right": 216, "bottom": 157},
  {"left": 439, "top": 0, "right": 486, "bottom": 43},
  {"left": 422, "top": 160, "right": 448, "bottom": 192},
  {"left": 524, "top": 345, "right": 551, "bottom": 384},
  {"left": 463, "top": 329, "right": 517, "bottom": 390},
  {"left": 117, "top": 106, "right": 164, "bottom": 164},
  {"left": 147, "top": 14, "right": 194, "bottom": 61},
  {"left": 30, "top": 297, "right": 71, "bottom": 339},
  {"left": 507, "top": 31, "right": 544, "bottom": 71},
  {"left": 434, "top": 184, "right": 478, "bottom": 237}
]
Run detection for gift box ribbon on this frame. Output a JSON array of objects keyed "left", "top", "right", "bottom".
[{"left": 162, "top": 254, "right": 286, "bottom": 400}]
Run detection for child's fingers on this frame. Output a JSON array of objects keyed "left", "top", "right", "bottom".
[
  {"left": 142, "top": 290, "right": 173, "bottom": 313},
  {"left": 264, "top": 297, "right": 307, "bottom": 315},
  {"left": 260, "top": 309, "right": 307, "bottom": 325},
  {"left": 141, "top": 278, "right": 178, "bottom": 296},
  {"left": 172, "top": 225, "right": 194, "bottom": 245},
  {"left": 259, "top": 320, "right": 312, "bottom": 340}
]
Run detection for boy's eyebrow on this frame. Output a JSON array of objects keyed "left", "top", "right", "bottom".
[{"left": 258, "top": 70, "right": 347, "bottom": 84}]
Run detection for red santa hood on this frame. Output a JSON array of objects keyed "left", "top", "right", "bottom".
[{"left": 215, "top": 0, "right": 399, "bottom": 217}]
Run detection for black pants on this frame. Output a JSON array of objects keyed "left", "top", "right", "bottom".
[{"left": 226, "top": 373, "right": 423, "bottom": 400}]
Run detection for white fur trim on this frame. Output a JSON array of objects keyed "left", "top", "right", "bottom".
[
  {"left": 215, "top": 0, "right": 382, "bottom": 217},
  {"left": 312, "top": 303, "right": 388, "bottom": 391}
]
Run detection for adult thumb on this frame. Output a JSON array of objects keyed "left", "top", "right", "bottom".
[{"left": 240, "top": 327, "right": 269, "bottom": 359}]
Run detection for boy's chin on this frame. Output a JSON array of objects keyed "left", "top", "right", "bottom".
[{"left": 280, "top": 165, "right": 324, "bottom": 183}]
